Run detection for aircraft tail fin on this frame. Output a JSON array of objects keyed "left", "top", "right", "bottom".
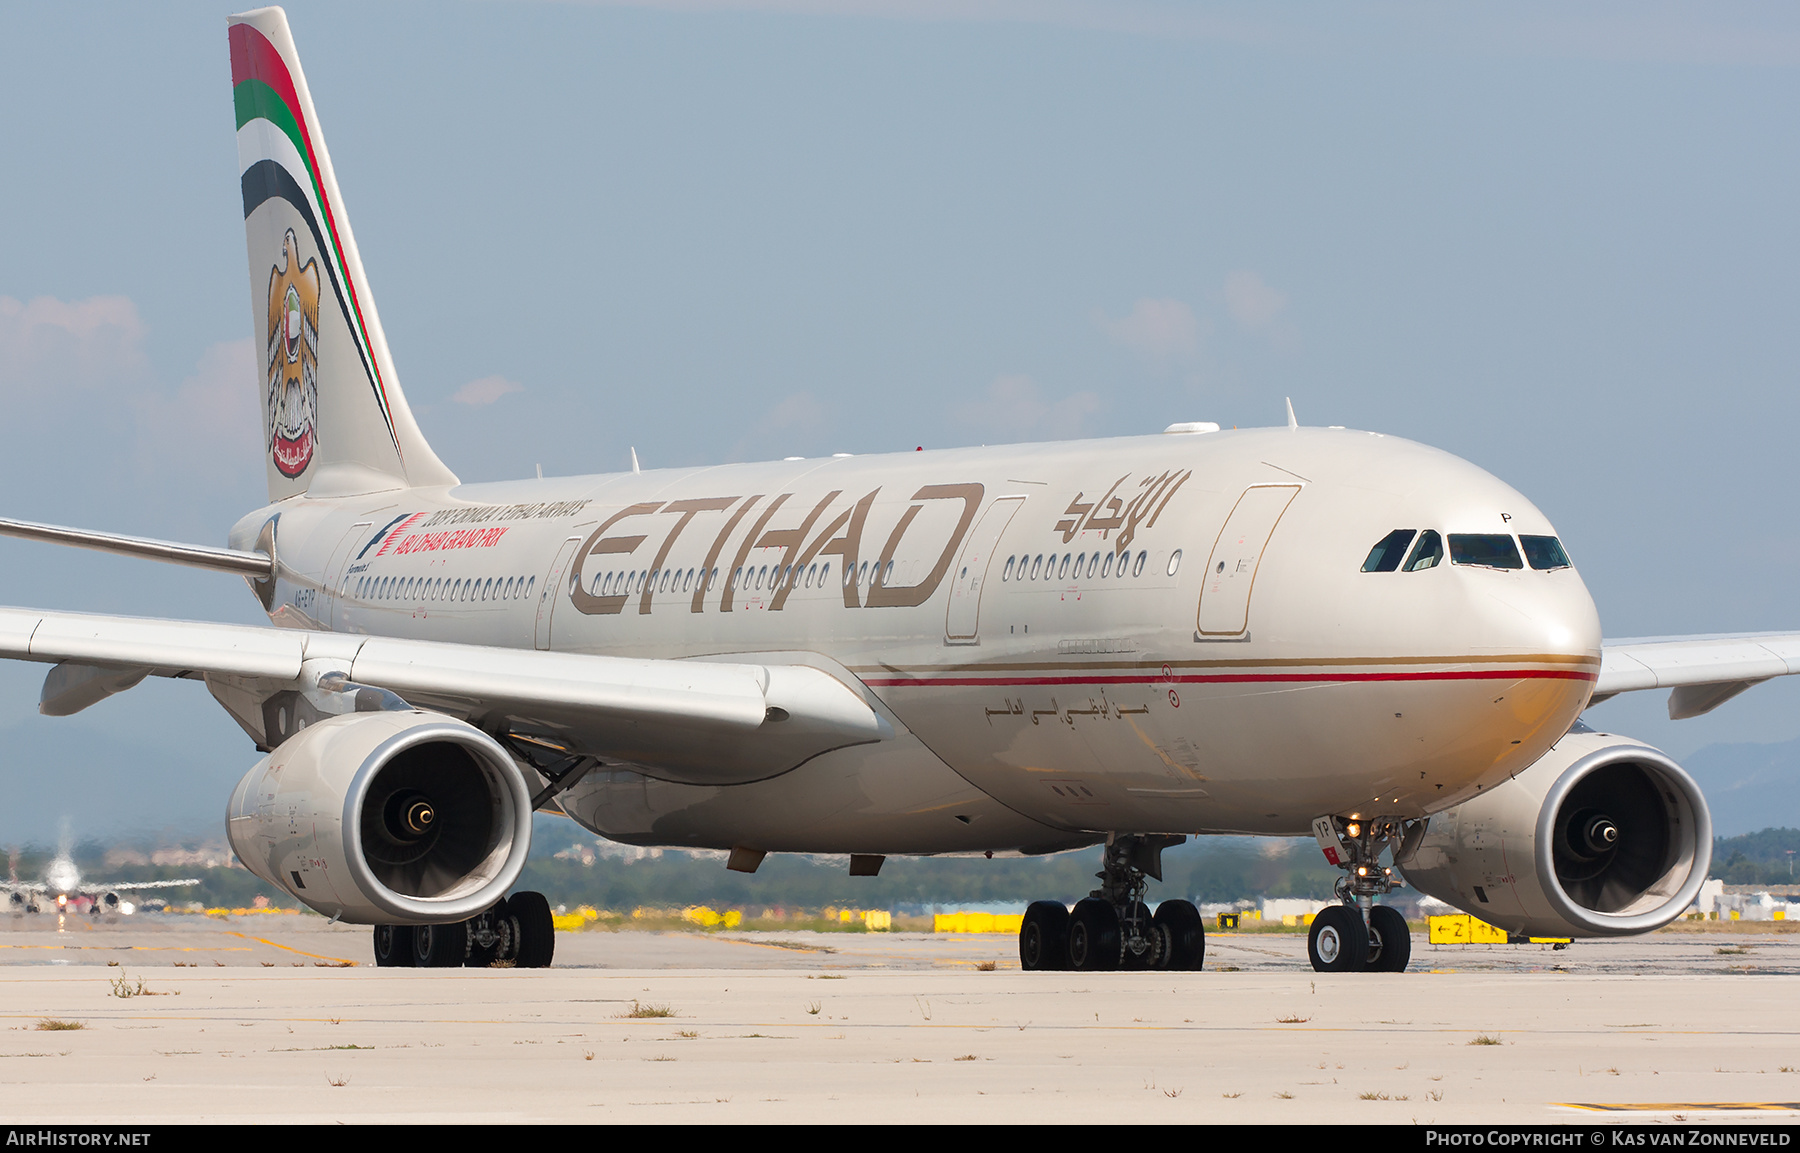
[{"left": 229, "top": 7, "right": 457, "bottom": 501}]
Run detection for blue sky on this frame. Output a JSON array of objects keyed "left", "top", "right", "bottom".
[{"left": 1, "top": 1, "right": 1799, "bottom": 841}]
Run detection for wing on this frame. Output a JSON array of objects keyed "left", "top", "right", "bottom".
[
  {"left": 86, "top": 879, "right": 201, "bottom": 892},
  {"left": 0, "top": 607, "right": 889, "bottom": 784},
  {"left": 1595, "top": 632, "right": 1800, "bottom": 719}
]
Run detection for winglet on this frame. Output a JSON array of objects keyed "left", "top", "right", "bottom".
[{"left": 1285, "top": 397, "right": 1298, "bottom": 430}]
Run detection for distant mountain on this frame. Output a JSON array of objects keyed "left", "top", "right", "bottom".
[{"left": 1679, "top": 735, "right": 1800, "bottom": 837}]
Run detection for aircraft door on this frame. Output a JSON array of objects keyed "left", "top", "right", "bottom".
[
  {"left": 945, "top": 496, "right": 1026, "bottom": 643},
  {"left": 535, "top": 536, "right": 583, "bottom": 650},
  {"left": 1195, "top": 484, "right": 1301, "bottom": 639},
  {"left": 322, "top": 522, "right": 373, "bottom": 628}
]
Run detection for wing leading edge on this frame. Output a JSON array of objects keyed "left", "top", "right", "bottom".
[
  {"left": 1595, "top": 632, "right": 1800, "bottom": 719},
  {"left": 0, "top": 607, "right": 889, "bottom": 784}
]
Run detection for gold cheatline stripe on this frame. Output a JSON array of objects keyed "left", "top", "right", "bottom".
[{"left": 849, "top": 653, "right": 1599, "bottom": 675}]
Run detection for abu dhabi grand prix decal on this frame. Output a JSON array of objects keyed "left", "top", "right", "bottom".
[{"left": 265, "top": 228, "right": 321, "bottom": 478}]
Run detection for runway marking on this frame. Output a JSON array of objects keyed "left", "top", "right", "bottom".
[
  {"left": 1561, "top": 1102, "right": 1800, "bottom": 1112},
  {"left": 704, "top": 937, "right": 832, "bottom": 955},
  {"left": 223, "top": 931, "right": 359, "bottom": 966},
  {"left": 0, "top": 944, "right": 251, "bottom": 953}
]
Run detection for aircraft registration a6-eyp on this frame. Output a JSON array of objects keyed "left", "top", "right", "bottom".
[{"left": 0, "top": 6, "right": 1787, "bottom": 973}]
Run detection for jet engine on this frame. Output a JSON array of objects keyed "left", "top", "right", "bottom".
[
  {"left": 1397, "top": 725, "right": 1712, "bottom": 939},
  {"left": 227, "top": 710, "right": 534, "bottom": 926}
]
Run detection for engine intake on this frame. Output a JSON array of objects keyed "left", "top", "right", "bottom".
[
  {"left": 228, "top": 710, "right": 533, "bottom": 925},
  {"left": 1399, "top": 727, "right": 1712, "bottom": 939}
]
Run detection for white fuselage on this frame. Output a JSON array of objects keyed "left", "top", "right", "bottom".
[{"left": 233, "top": 426, "right": 1601, "bottom": 856}]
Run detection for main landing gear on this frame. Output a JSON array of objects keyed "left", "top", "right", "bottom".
[
  {"left": 1307, "top": 816, "right": 1419, "bottom": 974},
  {"left": 1018, "top": 835, "right": 1206, "bottom": 972},
  {"left": 372, "top": 891, "right": 556, "bottom": 969}
]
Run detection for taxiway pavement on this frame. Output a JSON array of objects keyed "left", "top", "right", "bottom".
[{"left": 0, "top": 914, "right": 1794, "bottom": 1123}]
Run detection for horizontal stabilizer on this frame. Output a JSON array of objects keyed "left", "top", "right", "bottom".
[{"left": 0, "top": 517, "right": 272, "bottom": 578}]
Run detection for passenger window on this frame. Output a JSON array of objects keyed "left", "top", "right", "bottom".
[
  {"left": 1167, "top": 549, "right": 1182, "bottom": 577},
  {"left": 1361, "top": 530, "right": 1416, "bottom": 573},
  {"left": 1133, "top": 550, "right": 1147, "bottom": 578},
  {"left": 1521, "top": 535, "right": 1572, "bottom": 571},
  {"left": 1403, "top": 531, "right": 1444, "bottom": 572},
  {"left": 1448, "top": 534, "right": 1523, "bottom": 570}
]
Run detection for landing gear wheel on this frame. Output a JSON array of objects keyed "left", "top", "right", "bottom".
[
  {"left": 508, "top": 891, "right": 555, "bottom": 969},
  {"left": 466, "top": 925, "right": 501, "bottom": 968},
  {"left": 412, "top": 920, "right": 468, "bottom": 968},
  {"left": 1307, "top": 905, "right": 1368, "bottom": 973},
  {"left": 1365, "top": 905, "right": 1411, "bottom": 973},
  {"left": 1067, "top": 897, "right": 1121, "bottom": 971},
  {"left": 1019, "top": 901, "right": 1071, "bottom": 971},
  {"left": 1152, "top": 900, "right": 1206, "bottom": 970},
  {"left": 1120, "top": 901, "right": 1157, "bottom": 970},
  {"left": 373, "top": 924, "right": 415, "bottom": 968}
]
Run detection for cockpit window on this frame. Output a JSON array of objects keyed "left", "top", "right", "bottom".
[
  {"left": 1520, "top": 535, "right": 1571, "bottom": 570},
  {"left": 1449, "top": 533, "right": 1524, "bottom": 570},
  {"left": 1361, "top": 530, "right": 1417, "bottom": 573},
  {"left": 1403, "top": 530, "right": 1443, "bottom": 572}
]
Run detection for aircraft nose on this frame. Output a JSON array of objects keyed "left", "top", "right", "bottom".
[
  {"left": 1478, "top": 564, "right": 1602, "bottom": 666},
  {"left": 1456, "top": 560, "right": 1604, "bottom": 756}
]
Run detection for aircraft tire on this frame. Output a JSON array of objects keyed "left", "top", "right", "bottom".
[
  {"left": 412, "top": 920, "right": 468, "bottom": 968},
  {"left": 1067, "top": 897, "right": 1121, "bottom": 972},
  {"left": 1153, "top": 899, "right": 1206, "bottom": 970},
  {"left": 1308, "top": 905, "right": 1368, "bottom": 973},
  {"left": 373, "top": 924, "right": 415, "bottom": 968},
  {"left": 1019, "top": 900, "right": 1070, "bottom": 971},
  {"left": 508, "top": 891, "right": 555, "bottom": 969},
  {"left": 1365, "top": 905, "right": 1411, "bottom": 973}
]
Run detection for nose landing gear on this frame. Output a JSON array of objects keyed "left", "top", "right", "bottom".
[
  {"left": 1016, "top": 835, "right": 1206, "bottom": 972},
  {"left": 1308, "top": 815, "right": 1419, "bottom": 973}
]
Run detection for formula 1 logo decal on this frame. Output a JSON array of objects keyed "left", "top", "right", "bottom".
[{"left": 265, "top": 228, "right": 321, "bottom": 478}]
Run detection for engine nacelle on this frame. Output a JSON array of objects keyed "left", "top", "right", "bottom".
[
  {"left": 1398, "top": 726, "right": 1712, "bottom": 939},
  {"left": 227, "top": 710, "right": 533, "bottom": 925}
]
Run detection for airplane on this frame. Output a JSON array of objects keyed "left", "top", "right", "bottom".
[
  {"left": 4, "top": 844, "right": 198, "bottom": 918},
  {"left": 0, "top": 4, "right": 1785, "bottom": 972}
]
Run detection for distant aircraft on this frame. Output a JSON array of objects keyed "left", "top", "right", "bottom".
[
  {"left": 4, "top": 845, "right": 198, "bottom": 917},
  {"left": 0, "top": 6, "right": 1785, "bottom": 972}
]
